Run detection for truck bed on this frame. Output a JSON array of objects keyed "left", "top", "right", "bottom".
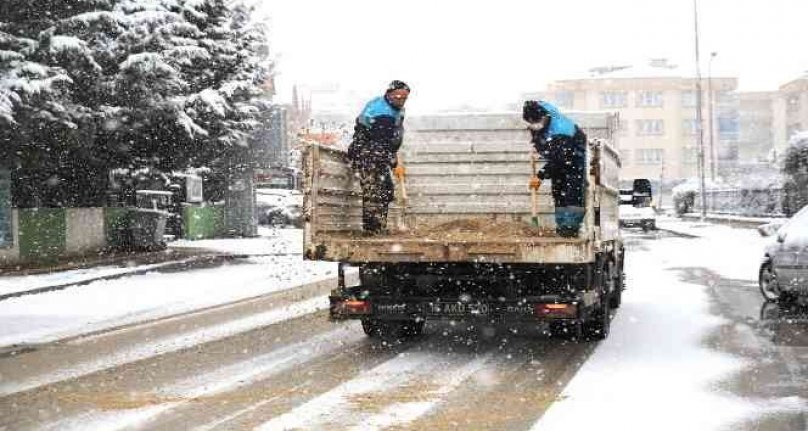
[
  {"left": 303, "top": 111, "right": 620, "bottom": 265},
  {"left": 307, "top": 217, "right": 594, "bottom": 264}
]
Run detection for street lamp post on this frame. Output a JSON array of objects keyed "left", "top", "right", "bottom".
[
  {"left": 707, "top": 52, "right": 718, "bottom": 181},
  {"left": 693, "top": 0, "right": 707, "bottom": 219}
]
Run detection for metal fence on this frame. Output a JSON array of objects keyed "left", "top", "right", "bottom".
[{"left": 692, "top": 187, "right": 785, "bottom": 217}]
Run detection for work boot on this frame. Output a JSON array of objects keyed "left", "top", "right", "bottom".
[{"left": 556, "top": 226, "right": 580, "bottom": 237}]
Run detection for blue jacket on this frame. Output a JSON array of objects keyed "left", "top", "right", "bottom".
[
  {"left": 348, "top": 96, "right": 405, "bottom": 170},
  {"left": 538, "top": 101, "right": 576, "bottom": 139}
]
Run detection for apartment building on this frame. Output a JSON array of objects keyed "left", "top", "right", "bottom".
[
  {"left": 738, "top": 92, "right": 776, "bottom": 162},
  {"left": 776, "top": 74, "right": 808, "bottom": 153},
  {"left": 527, "top": 59, "right": 739, "bottom": 187}
]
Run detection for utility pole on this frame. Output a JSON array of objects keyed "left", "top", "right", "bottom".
[
  {"left": 693, "top": 0, "right": 707, "bottom": 219},
  {"left": 659, "top": 164, "right": 665, "bottom": 210},
  {"left": 707, "top": 52, "right": 717, "bottom": 181}
]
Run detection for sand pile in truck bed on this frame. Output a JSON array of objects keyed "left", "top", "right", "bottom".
[{"left": 332, "top": 218, "right": 560, "bottom": 241}]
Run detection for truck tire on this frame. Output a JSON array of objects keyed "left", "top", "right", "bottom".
[
  {"left": 550, "top": 320, "right": 583, "bottom": 341},
  {"left": 361, "top": 318, "right": 382, "bottom": 336},
  {"left": 583, "top": 300, "right": 611, "bottom": 341},
  {"left": 400, "top": 319, "right": 425, "bottom": 337},
  {"left": 609, "top": 287, "right": 623, "bottom": 309},
  {"left": 362, "top": 319, "right": 424, "bottom": 338},
  {"left": 609, "top": 252, "right": 625, "bottom": 309}
]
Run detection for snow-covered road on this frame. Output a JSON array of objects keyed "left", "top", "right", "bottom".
[{"left": 0, "top": 223, "right": 805, "bottom": 430}]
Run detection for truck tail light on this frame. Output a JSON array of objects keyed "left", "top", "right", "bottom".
[
  {"left": 534, "top": 303, "right": 577, "bottom": 319},
  {"left": 333, "top": 299, "right": 371, "bottom": 316}
]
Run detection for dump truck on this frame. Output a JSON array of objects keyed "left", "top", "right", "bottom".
[{"left": 303, "top": 111, "right": 626, "bottom": 340}]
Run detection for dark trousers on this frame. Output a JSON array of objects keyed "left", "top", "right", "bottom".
[
  {"left": 544, "top": 131, "right": 587, "bottom": 236},
  {"left": 359, "top": 168, "right": 394, "bottom": 233}
]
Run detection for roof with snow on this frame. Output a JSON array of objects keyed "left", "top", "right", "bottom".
[{"left": 556, "top": 59, "right": 723, "bottom": 82}]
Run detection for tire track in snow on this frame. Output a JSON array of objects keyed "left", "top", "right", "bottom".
[
  {"left": 255, "top": 350, "right": 494, "bottom": 431},
  {"left": 0, "top": 295, "right": 329, "bottom": 396},
  {"left": 36, "top": 328, "right": 367, "bottom": 431}
]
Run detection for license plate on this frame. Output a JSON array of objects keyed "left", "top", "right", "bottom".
[{"left": 425, "top": 302, "right": 491, "bottom": 316}]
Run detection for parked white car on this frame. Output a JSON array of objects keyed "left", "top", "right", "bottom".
[
  {"left": 619, "top": 204, "right": 657, "bottom": 231},
  {"left": 759, "top": 205, "right": 808, "bottom": 303}
]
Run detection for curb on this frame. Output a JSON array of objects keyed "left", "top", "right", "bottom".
[
  {"left": 679, "top": 214, "right": 781, "bottom": 229},
  {"left": 0, "top": 252, "right": 301, "bottom": 302},
  {"left": 655, "top": 227, "right": 699, "bottom": 239}
]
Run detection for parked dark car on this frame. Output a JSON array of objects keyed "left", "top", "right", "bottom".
[
  {"left": 759, "top": 205, "right": 808, "bottom": 303},
  {"left": 255, "top": 188, "right": 303, "bottom": 228}
]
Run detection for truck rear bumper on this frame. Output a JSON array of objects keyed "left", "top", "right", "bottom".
[{"left": 330, "top": 296, "right": 579, "bottom": 322}]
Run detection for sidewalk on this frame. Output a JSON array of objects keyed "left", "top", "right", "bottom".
[
  {"left": 678, "top": 212, "right": 785, "bottom": 228},
  {"left": 0, "top": 227, "right": 302, "bottom": 300},
  {"left": 655, "top": 214, "right": 775, "bottom": 242}
]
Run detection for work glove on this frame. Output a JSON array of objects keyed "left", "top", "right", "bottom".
[
  {"left": 529, "top": 175, "right": 541, "bottom": 190},
  {"left": 393, "top": 164, "right": 406, "bottom": 180}
]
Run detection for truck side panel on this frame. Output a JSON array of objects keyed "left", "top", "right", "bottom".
[{"left": 303, "top": 111, "right": 620, "bottom": 264}]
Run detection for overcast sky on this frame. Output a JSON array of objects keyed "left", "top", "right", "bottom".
[{"left": 257, "top": 0, "right": 808, "bottom": 113}]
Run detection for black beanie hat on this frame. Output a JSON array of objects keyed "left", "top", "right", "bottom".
[
  {"left": 386, "top": 80, "right": 411, "bottom": 93},
  {"left": 523, "top": 100, "right": 547, "bottom": 123}
]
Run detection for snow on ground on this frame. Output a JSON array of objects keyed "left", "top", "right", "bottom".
[
  {"left": 656, "top": 216, "right": 771, "bottom": 280},
  {"left": 0, "top": 258, "right": 199, "bottom": 297},
  {"left": 0, "top": 295, "right": 334, "bottom": 396},
  {"left": 533, "top": 221, "right": 793, "bottom": 431},
  {"left": 0, "top": 229, "right": 328, "bottom": 348},
  {"left": 171, "top": 227, "right": 303, "bottom": 256}
]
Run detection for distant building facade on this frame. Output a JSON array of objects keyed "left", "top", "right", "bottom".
[
  {"left": 776, "top": 74, "right": 808, "bottom": 154},
  {"left": 527, "top": 59, "right": 739, "bottom": 187},
  {"left": 251, "top": 104, "right": 289, "bottom": 169}
]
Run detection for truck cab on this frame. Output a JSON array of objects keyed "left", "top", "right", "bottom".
[{"left": 619, "top": 179, "right": 657, "bottom": 231}]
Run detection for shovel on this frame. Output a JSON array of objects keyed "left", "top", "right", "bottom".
[
  {"left": 529, "top": 151, "right": 541, "bottom": 227},
  {"left": 393, "top": 154, "right": 408, "bottom": 231}
]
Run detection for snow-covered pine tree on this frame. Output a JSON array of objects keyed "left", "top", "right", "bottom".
[
  {"left": 182, "top": 0, "right": 272, "bottom": 168},
  {"left": 1, "top": 0, "right": 273, "bottom": 206},
  {"left": 0, "top": 0, "right": 114, "bottom": 207}
]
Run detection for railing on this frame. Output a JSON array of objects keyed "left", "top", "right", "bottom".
[{"left": 692, "top": 187, "right": 785, "bottom": 217}]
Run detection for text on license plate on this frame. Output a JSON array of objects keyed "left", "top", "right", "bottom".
[{"left": 427, "top": 302, "right": 490, "bottom": 315}]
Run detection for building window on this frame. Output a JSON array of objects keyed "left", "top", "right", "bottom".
[
  {"left": 682, "top": 147, "right": 699, "bottom": 164},
  {"left": 681, "top": 90, "right": 697, "bottom": 107},
  {"left": 554, "top": 91, "right": 574, "bottom": 109},
  {"left": 636, "top": 119, "right": 665, "bottom": 136},
  {"left": 600, "top": 91, "right": 627, "bottom": 108},
  {"left": 636, "top": 149, "right": 665, "bottom": 165},
  {"left": 716, "top": 91, "right": 737, "bottom": 105},
  {"left": 618, "top": 119, "right": 629, "bottom": 136},
  {"left": 682, "top": 119, "right": 699, "bottom": 135},
  {"left": 637, "top": 91, "right": 664, "bottom": 107},
  {"left": 718, "top": 111, "right": 739, "bottom": 139},
  {"left": 786, "top": 94, "right": 801, "bottom": 114},
  {"left": 620, "top": 149, "right": 631, "bottom": 166}
]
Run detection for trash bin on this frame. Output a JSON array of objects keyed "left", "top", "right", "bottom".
[{"left": 128, "top": 208, "right": 169, "bottom": 250}]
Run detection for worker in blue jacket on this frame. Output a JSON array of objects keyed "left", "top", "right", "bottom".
[
  {"left": 523, "top": 100, "right": 588, "bottom": 237},
  {"left": 347, "top": 80, "right": 410, "bottom": 234}
]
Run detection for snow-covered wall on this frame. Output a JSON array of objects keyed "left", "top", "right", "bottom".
[
  {"left": 0, "top": 208, "right": 115, "bottom": 267},
  {"left": 65, "top": 208, "right": 106, "bottom": 254}
]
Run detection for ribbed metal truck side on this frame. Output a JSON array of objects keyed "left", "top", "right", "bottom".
[{"left": 303, "top": 111, "right": 623, "bottom": 340}]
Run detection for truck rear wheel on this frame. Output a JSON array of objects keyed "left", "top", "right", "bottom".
[
  {"left": 583, "top": 300, "right": 611, "bottom": 341},
  {"left": 361, "top": 319, "right": 424, "bottom": 338},
  {"left": 361, "top": 318, "right": 381, "bottom": 336},
  {"left": 608, "top": 257, "right": 624, "bottom": 309},
  {"left": 550, "top": 320, "right": 583, "bottom": 341}
]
